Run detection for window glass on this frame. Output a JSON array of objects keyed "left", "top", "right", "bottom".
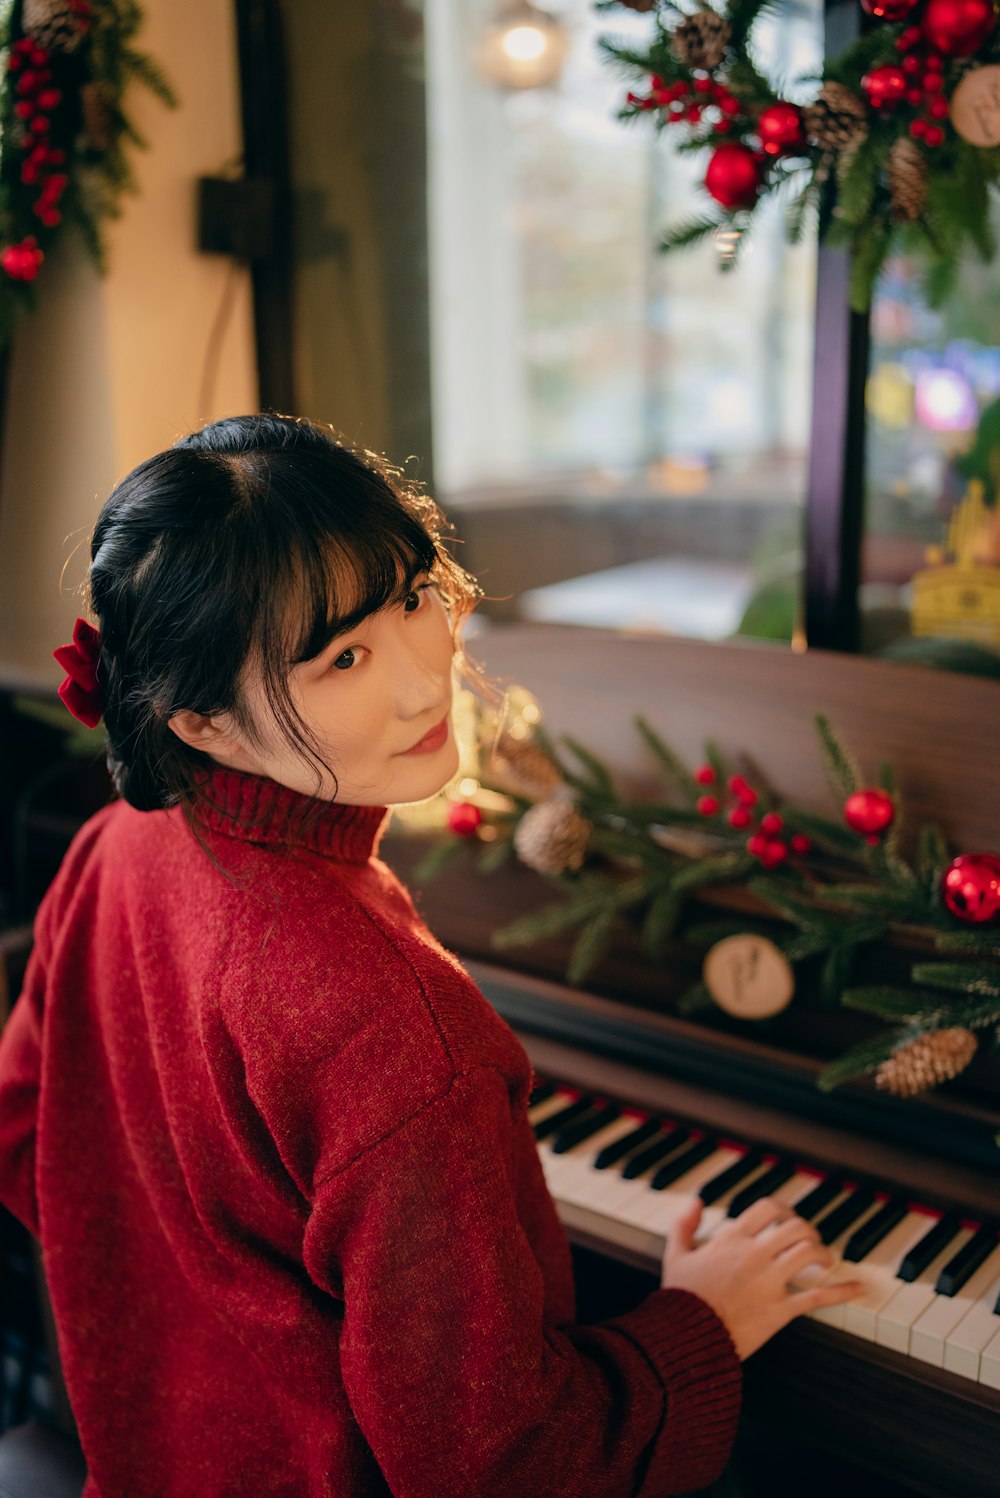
[
  {"left": 426, "top": 0, "right": 823, "bottom": 641},
  {"left": 862, "top": 207, "right": 1000, "bottom": 673}
]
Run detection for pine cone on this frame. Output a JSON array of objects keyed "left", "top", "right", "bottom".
[
  {"left": 888, "top": 136, "right": 928, "bottom": 223},
  {"left": 81, "top": 82, "right": 115, "bottom": 151},
  {"left": 489, "top": 733, "right": 563, "bottom": 801},
  {"left": 669, "top": 9, "right": 731, "bottom": 72},
  {"left": 875, "top": 1027, "right": 977, "bottom": 1098},
  {"left": 22, "top": 0, "right": 90, "bottom": 53},
  {"left": 513, "top": 798, "right": 591, "bottom": 876},
  {"left": 802, "top": 82, "right": 868, "bottom": 151}
]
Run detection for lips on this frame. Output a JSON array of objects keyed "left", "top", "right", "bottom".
[{"left": 399, "top": 713, "right": 450, "bottom": 756}]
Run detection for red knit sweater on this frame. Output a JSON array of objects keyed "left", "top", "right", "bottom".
[{"left": 0, "top": 768, "right": 741, "bottom": 1496}]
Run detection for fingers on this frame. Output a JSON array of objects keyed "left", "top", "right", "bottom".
[
  {"left": 672, "top": 1196, "right": 704, "bottom": 1254},
  {"left": 787, "top": 1279, "right": 866, "bottom": 1320},
  {"left": 726, "top": 1196, "right": 797, "bottom": 1237},
  {"left": 776, "top": 1238, "right": 834, "bottom": 1279},
  {"left": 763, "top": 1214, "right": 822, "bottom": 1258}
]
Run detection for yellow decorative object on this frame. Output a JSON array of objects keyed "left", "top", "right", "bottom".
[{"left": 911, "top": 481, "right": 1000, "bottom": 646}]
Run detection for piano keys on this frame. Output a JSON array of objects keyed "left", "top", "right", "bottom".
[{"left": 529, "top": 1079, "right": 1000, "bottom": 1386}]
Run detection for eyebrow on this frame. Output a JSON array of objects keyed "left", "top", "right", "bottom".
[{"left": 292, "top": 558, "right": 427, "bottom": 666}]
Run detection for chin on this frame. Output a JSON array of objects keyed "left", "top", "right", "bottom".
[{"left": 386, "top": 738, "right": 461, "bottom": 805}]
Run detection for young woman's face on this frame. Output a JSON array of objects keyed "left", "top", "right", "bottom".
[{"left": 224, "top": 575, "right": 460, "bottom": 804}]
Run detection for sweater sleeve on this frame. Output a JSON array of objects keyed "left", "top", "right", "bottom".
[
  {"left": 0, "top": 938, "right": 47, "bottom": 1239},
  {"left": 303, "top": 1065, "right": 741, "bottom": 1498}
]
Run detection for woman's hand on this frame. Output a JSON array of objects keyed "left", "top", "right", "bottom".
[{"left": 660, "top": 1195, "right": 865, "bottom": 1360}]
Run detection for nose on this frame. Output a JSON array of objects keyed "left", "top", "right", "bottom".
[{"left": 391, "top": 631, "right": 452, "bottom": 721}]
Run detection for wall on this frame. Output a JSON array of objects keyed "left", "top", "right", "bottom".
[{"left": 0, "top": 0, "right": 258, "bottom": 687}]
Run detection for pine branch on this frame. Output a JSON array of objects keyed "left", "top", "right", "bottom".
[
  {"left": 676, "top": 981, "right": 714, "bottom": 1016},
  {"left": 560, "top": 735, "right": 615, "bottom": 797},
  {"left": 659, "top": 214, "right": 725, "bottom": 254},
  {"left": 634, "top": 715, "right": 697, "bottom": 802},
  {"left": 817, "top": 1028, "right": 908, "bottom": 1092},
  {"left": 641, "top": 884, "right": 683, "bottom": 955},
  {"left": 910, "top": 963, "right": 1000, "bottom": 999},
  {"left": 841, "top": 986, "right": 950, "bottom": 1023},
  {"left": 814, "top": 713, "right": 861, "bottom": 802},
  {"left": 568, "top": 906, "right": 619, "bottom": 985}
]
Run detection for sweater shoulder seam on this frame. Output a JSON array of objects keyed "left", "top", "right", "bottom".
[{"left": 311, "top": 1063, "right": 508, "bottom": 1192}]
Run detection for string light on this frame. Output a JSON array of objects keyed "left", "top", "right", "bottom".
[{"left": 473, "top": 2, "right": 570, "bottom": 90}]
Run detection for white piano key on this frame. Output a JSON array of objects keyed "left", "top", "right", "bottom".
[
  {"left": 842, "top": 1211, "right": 943, "bottom": 1342},
  {"left": 528, "top": 1089, "right": 579, "bottom": 1126},
  {"left": 909, "top": 1245, "right": 1000, "bottom": 1367},
  {"left": 875, "top": 1226, "right": 975, "bottom": 1354},
  {"left": 943, "top": 1271, "right": 1000, "bottom": 1380},
  {"left": 980, "top": 1321, "right": 1000, "bottom": 1390},
  {"left": 621, "top": 1146, "right": 743, "bottom": 1234},
  {"left": 539, "top": 1115, "right": 649, "bottom": 1206},
  {"left": 806, "top": 1196, "right": 886, "bottom": 1329}
]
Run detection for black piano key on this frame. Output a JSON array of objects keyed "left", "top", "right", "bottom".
[
  {"left": 793, "top": 1176, "right": 842, "bottom": 1221},
  {"left": 898, "top": 1212, "right": 962, "bottom": 1283},
  {"left": 843, "top": 1198, "right": 908, "bottom": 1262},
  {"left": 532, "top": 1095, "right": 595, "bottom": 1142},
  {"left": 550, "top": 1104, "right": 622, "bottom": 1155},
  {"left": 650, "top": 1136, "right": 718, "bottom": 1191},
  {"left": 594, "top": 1119, "right": 661, "bottom": 1170},
  {"left": 699, "top": 1149, "right": 764, "bottom": 1206},
  {"left": 621, "top": 1125, "right": 690, "bottom": 1180},
  {"left": 529, "top": 1079, "right": 556, "bottom": 1108},
  {"left": 815, "top": 1186, "right": 877, "bottom": 1245},
  {"left": 935, "top": 1223, "right": 1000, "bottom": 1297},
  {"left": 727, "top": 1159, "right": 796, "bottom": 1218}
]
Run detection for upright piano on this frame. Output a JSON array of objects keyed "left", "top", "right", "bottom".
[{"left": 385, "top": 624, "right": 1000, "bottom": 1498}]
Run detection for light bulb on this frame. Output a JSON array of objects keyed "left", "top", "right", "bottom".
[{"left": 474, "top": 3, "right": 570, "bottom": 90}]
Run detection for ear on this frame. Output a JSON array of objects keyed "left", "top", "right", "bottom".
[{"left": 167, "top": 708, "right": 242, "bottom": 757}]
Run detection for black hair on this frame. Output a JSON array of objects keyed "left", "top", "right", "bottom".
[{"left": 86, "top": 413, "right": 480, "bottom": 811}]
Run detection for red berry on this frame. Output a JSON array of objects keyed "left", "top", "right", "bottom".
[
  {"left": 694, "top": 76, "right": 713, "bottom": 93},
  {"left": 47, "top": 149, "right": 65, "bottom": 164},
  {"left": 30, "top": 48, "right": 48, "bottom": 67},
  {"left": 686, "top": 105, "right": 702, "bottom": 123},
  {"left": 736, "top": 786, "right": 758, "bottom": 808},
  {"left": 7, "top": 53, "right": 22, "bottom": 71},
  {"left": 760, "top": 812, "right": 783, "bottom": 835},
  {"left": 650, "top": 75, "right": 664, "bottom": 90},
  {"left": 446, "top": 801, "right": 482, "bottom": 837},
  {"left": 929, "top": 95, "right": 950, "bottom": 118},
  {"left": 924, "top": 125, "right": 944, "bottom": 147},
  {"left": 925, "top": 52, "right": 944, "bottom": 71},
  {"left": 728, "top": 774, "right": 746, "bottom": 793},
  {"left": 694, "top": 764, "right": 716, "bottom": 785},
  {"left": 17, "top": 71, "right": 38, "bottom": 93},
  {"left": 696, "top": 795, "right": 720, "bottom": 817},
  {"left": 902, "top": 54, "right": 921, "bottom": 74},
  {"left": 37, "top": 207, "right": 60, "bottom": 228},
  {"left": 720, "top": 94, "right": 741, "bottom": 116},
  {"left": 790, "top": 834, "right": 811, "bottom": 855},
  {"left": 910, "top": 118, "right": 927, "bottom": 138},
  {"left": 14, "top": 100, "right": 33, "bottom": 119},
  {"left": 47, "top": 173, "right": 68, "bottom": 194},
  {"left": 20, "top": 163, "right": 38, "bottom": 184},
  {"left": 36, "top": 89, "right": 61, "bottom": 110},
  {"left": 760, "top": 839, "right": 789, "bottom": 868},
  {"left": 866, "top": 833, "right": 880, "bottom": 846},
  {"left": 29, "top": 115, "right": 49, "bottom": 133},
  {"left": 923, "top": 73, "right": 943, "bottom": 93},
  {"left": 728, "top": 806, "right": 751, "bottom": 829},
  {"left": 906, "top": 87, "right": 923, "bottom": 106},
  {"left": 746, "top": 833, "right": 767, "bottom": 857},
  {"left": 714, "top": 120, "right": 730, "bottom": 133}
]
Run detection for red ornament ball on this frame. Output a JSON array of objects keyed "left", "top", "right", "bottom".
[
  {"left": 447, "top": 801, "right": 482, "bottom": 837},
  {"left": 861, "top": 0, "right": 921, "bottom": 16},
  {"left": 862, "top": 63, "right": 908, "bottom": 108},
  {"left": 844, "top": 788, "right": 895, "bottom": 838},
  {"left": 922, "top": 0, "right": 997, "bottom": 55},
  {"left": 704, "top": 142, "right": 763, "bottom": 210},
  {"left": 941, "top": 853, "right": 1000, "bottom": 923},
  {"left": 757, "top": 102, "right": 806, "bottom": 157}
]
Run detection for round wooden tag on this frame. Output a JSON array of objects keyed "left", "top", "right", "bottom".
[
  {"left": 950, "top": 66, "right": 1000, "bottom": 148},
  {"left": 702, "top": 934, "right": 794, "bottom": 1020}
]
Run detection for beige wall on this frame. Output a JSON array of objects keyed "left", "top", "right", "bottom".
[{"left": 0, "top": 0, "right": 258, "bottom": 686}]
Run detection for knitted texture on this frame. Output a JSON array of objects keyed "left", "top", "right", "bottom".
[{"left": 0, "top": 767, "right": 741, "bottom": 1496}]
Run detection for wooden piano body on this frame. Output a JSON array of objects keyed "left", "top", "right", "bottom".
[{"left": 383, "top": 624, "right": 1000, "bottom": 1498}]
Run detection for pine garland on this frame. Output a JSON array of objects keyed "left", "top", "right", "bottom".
[
  {"left": 595, "top": 0, "right": 1000, "bottom": 309},
  {"left": 0, "top": 0, "right": 176, "bottom": 348},
  {"left": 426, "top": 708, "right": 1000, "bottom": 1100}
]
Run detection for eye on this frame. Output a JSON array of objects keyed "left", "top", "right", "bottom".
[
  {"left": 403, "top": 582, "right": 435, "bottom": 614},
  {"left": 331, "top": 645, "right": 365, "bottom": 672}
]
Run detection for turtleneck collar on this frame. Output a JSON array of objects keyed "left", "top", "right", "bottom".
[{"left": 192, "top": 767, "right": 389, "bottom": 864}]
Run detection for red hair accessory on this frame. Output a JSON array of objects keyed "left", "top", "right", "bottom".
[{"left": 53, "top": 617, "right": 104, "bottom": 728}]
